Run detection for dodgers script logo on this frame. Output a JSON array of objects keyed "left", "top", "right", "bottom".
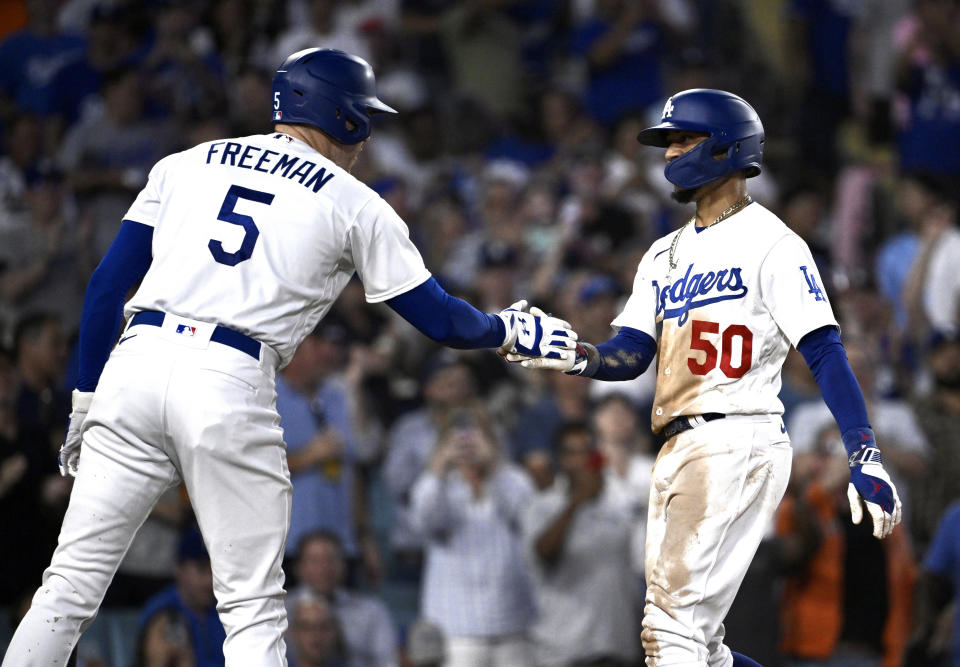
[{"left": 652, "top": 263, "right": 748, "bottom": 325}]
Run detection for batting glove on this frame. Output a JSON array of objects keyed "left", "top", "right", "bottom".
[
  {"left": 497, "top": 302, "right": 578, "bottom": 360},
  {"left": 58, "top": 390, "right": 94, "bottom": 477},
  {"left": 844, "top": 428, "right": 902, "bottom": 539}
]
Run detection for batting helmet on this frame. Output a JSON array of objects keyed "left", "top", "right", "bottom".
[
  {"left": 272, "top": 48, "right": 396, "bottom": 145},
  {"left": 637, "top": 89, "right": 764, "bottom": 191}
]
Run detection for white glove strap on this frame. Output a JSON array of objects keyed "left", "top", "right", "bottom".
[{"left": 72, "top": 389, "right": 94, "bottom": 415}]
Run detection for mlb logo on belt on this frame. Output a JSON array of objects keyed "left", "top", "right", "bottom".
[{"left": 176, "top": 324, "right": 197, "bottom": 337}]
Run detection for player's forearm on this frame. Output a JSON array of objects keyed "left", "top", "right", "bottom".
[
  {"left": 577, "top": 326, "right": 657, "bottom": 381},
  {"left": 386, "top": 277, "right": 506, "bottom": 349},
  {"left": 797, "top": 326, "right": 873, "bottom": 457},
  {"left": 76, "top": 220, "right": 154, "bottom": 391}
]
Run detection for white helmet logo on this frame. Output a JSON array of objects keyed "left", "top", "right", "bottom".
[{"left": 662, "top": 98, "right": 675, "bottom": 119}]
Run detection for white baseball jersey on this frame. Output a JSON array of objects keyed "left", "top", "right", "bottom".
[
  {"left": 123, "top": 132, "right": 431, "bottom": 365},
  {"left": 1, "top": 133, "right": 435, "bottom": 666},
  {"left": 612, "top": 202, "right": 837, "bottom": 433}
]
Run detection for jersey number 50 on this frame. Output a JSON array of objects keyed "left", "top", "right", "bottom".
[
  {"left": 687, "top": 320, "right": 753, "bottom": 378},
  {"left": 209, "top": 184, "right": 275, "bottom": 266}
]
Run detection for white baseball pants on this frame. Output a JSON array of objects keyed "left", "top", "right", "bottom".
[
  {"left": 641, "top": 414, "right": 791, "bottom": 667},
  {"left": 2, "top": 320, "right": 292, "bottom": 666}
]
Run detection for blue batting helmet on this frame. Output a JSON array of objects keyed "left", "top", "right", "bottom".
[
  {"left": 637, "top": 89, "right": 764, "bottom": 190},
  {"left": 272, "top": 48, "right": 397, "bottom": 145}
]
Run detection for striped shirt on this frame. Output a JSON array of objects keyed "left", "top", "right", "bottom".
[{"left": 411, "top": 464, "right": 535, "bottom": 637}]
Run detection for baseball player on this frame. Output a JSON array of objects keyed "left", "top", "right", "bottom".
[
  {"left": 511, "top": 89, "right": 903, "bottom": 666},
  {"left": 2, "top": 48, "right": 574, "bottom": 666}
]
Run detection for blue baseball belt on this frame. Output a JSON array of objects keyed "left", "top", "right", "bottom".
[{"left": 129, "top": 310, "right": 261, "bottom": 360}]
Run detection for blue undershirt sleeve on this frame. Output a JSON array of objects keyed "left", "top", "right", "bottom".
[
  {"left": 386, "top": 277, "right": 506, "bottom": 349},
  {"left": 75, "top": 220, "right": 154, "bottom": 391},
  {"left": 796, "top": 325, "right": 872, "bottom": 456},
  {"left": 585, "top": 326, "right": 657, "bottom": 381}
]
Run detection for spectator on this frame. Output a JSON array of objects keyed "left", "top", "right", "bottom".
[
  {"left": 521, "top": 444, "right": 556, "bottom": 495},
  {"left": 568, "top": 0, "right": 665, "bottom": 128},
  {"left": 591, "top": 393, "right": 655, "bottom": 580},
  {"left": 437, "top": 1, "right": 525, "bottom": 122},
  {"left": 11, "top": 312, "right": 71, "bottom": 572},
  {"left": 0, "top": 359, "right": 38, "bottom": 605},
  {"left": 382, "top": 352, "right": 478, "bottom": 579},
  {"left": 522, "top": 420, "right": 640, "bottom": 666},
  {"left": 0, "top": 0, "right": 85, "bottom": 119},
  {"left": 278, "top": 322, "right": 381, "bottom": 582},
  {"left": 142, "top": 0, "right": 226, "bottom": 121},
  {"left": 402, "top": 619, "right": 446, "bottom": 667},
  {"left": 287, "top": 589, "right": 350, "bottom": 667},
  {"left": 558, "top": 147, "right": 640, "bottom": 275},
  {"left": 780, "top": 181, "right": 832, "bottom": 284},
  {"left": 894, "top": 0, "right": 960, "bottom": 183},
  {"left": 876, "top": 172, "right": 944, "bottom": 334},
  {"left": 474, "top": 240, "right": 523, "bottom": 314},
  {"left": 568, "top": 274, "right": 621, "bottom": 351},
  {"left": 777, "top": 428, "right": 915, "bottom": 667},
  {"left": 410, "top": 405, "right": 536, "bottom": 666},
  {"left": 901, "top": 178, "right": 960, "bottom": 340},
  {"left": 48, "top": 3, "right": 139, "bottom": 128},
  {"left": 911, "top": 332, "right": 960, "bottom": 549},
  {"left": 0, "top": 113, "right": 44, "bottom": 225},
  {"left": 510, "top": 368, "right": 593, "bottom": 461},
  {"left": 270, "top": 0, "right": 374, "bottom": 72},
  {"left": 905, "top": 499, "right": 960, "bottom": 667},
  {"left": 786, "top": 0, "right": 860, "bottom": 178},
  {"left": 56, "top": 63, "right": 177, "bottom": 258},
  {"left": 134, "top": 606, "right": 196, "bottom": 667},
  {"left": 140, "top": 528, "right": 227, "bottom": 667},
  {"left": 289, "top": 531, "right": 398, "bottom": 667}
]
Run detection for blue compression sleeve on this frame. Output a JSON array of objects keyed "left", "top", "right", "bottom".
[
  {"left": 386, "top": 277, "right": 506, "bottom": 349},
  {"left": 75, "top": 220, "right": 154, "bottom": 391},
  {"left": 584, "top": 326, "right": 657, "bottom": 381},
  {"left": 796, "top": 325, "right": 872, "bottom": 456}
]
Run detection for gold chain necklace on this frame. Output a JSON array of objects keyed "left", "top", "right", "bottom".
[{"left": 668, "top": 195, "right": 753, "bottom": 270}]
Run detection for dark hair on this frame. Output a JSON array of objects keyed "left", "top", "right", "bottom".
[
  {"left": 12, "top": 311, "right": 58, "bottom": 359},
  {"left": 552, "top": 420, "right": 593, "bottom": 452},
  {"left": 133, "top": 606, "right": 194, "bottom": 667},
  {"left": 101, "top": 64, "right": 139, "bottom": 91},
  {"left": 902, "top": 171, "right": 951, "bottom": 204},
  {"left": 296, "top": 529, "right": 345, "bottom": 561},
  {"left": 592, "top": 392, "right": 637, "bottom": 413}
]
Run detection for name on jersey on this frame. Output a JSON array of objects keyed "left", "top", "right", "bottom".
[
  {"left": 652, "top": 263, "right": 748, "bottom": 326},
  {"left": 205, "top": 141, "right": 335, "bottom": 193}
]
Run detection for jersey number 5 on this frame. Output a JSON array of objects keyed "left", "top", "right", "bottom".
[
  {"left": 209, "top": 184, "right": 275, "bottom": 266},
  {"left": 687, "top": 320, "right": 753, "bottom": 378}
]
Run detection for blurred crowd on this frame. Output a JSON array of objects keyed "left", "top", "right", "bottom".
[{"left": 1, "top": 0, "right": 960, "bottom": 665}]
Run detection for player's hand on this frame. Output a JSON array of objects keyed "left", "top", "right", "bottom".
[
  {"left": 845, "top": 429, "right": 902, "bottom": 539},
  {"left": 497, "top": 302, "right": 578, "bottom": 360},
  {"left": 503, "top": 307, "right": 590, "bottom": 374},
  {"left": 58, "top": 390, "right": 94, "bottom": 477}
]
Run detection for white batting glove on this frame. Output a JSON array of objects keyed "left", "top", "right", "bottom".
[
  {"left": 503, "top": 307, "right": 589, "bottom": 373},
  {"left": 58, "top": 390, "right": 94, "bottom": 477},
  {"left": 497, "top": 303, "right": 578, "bottom": 359},
  {"left": 844, "top": 429, "right": 902, "bottom": 539}
]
